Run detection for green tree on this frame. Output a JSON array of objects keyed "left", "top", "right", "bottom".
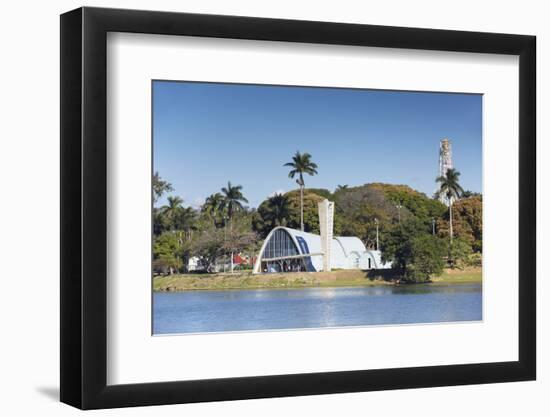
[
  {"left": 153, "top": 207, "right": 169, "bottom": 236},
  {"left": 284, "top": 189, "right": 328, "bottom": 234},
  {"left": 203, "top": 193, "right": 223, "bottom": 214},
  {"left": 253, "top": 193, "right": 292, "bottom": 237},
  {"left": 462, "top": 190, "right": 481, "bottom": 198},
  {"left": 370, "top": 183, "right": 446, "bottom": 226},
  {"left": 284, "top": 151, "right": 318, "bottom": 231},
  {"left": 220, "top": 181, "right": 249, "bottom": 223},
  {"left": 437, "top": 196, "right": 482, "bottom": 253},
  {"left": 407, "top": 235, "right": 446, "bottom": 281},
  {"left": 218, "top": 182, "right": 249, "bottom": 272},
  {"left": 447, "top": 237, "right": 472, "bottom": 269},
  {"left": 305, "top": 188, "right": 333, "bottom": 200},
  {"left": 190, "top": 215, "right": 257, "bottom": 272},
  {"left": 381, "top": 218, "right": 421, "bottom": 275},
  {"left": 153, "top": 232, "right": 184, "bottom": 274},
  {"left": 189, "top": 221, "right": 226, "bottom": 273},
  {"left": 161, "top": 196, "right": 184, "bottom": 230},
  {"left": 223, "top": 215, "right": 258, "bottom": 265},
  {"left": 331, "top": 183, "right": 447, "bottom": 249},
  {"left": 264, "top": 193, "right": 290, "bottom": 226},
  {"left": 202, "top": 192, "right": 225, "bottom": 226},
  {"left": 152, "top": 172, "right": 173, "bottom": 204},
  {"left": 436, "top": 168, "right": 464, "bottom": 244},
  {"left": 172, "top": 206, "right": 197, "bottom": 234},
  {"left": 380, "top": 218, "right": 436, "bottom": 280},
  {"left": 381, "top": 220, "right": 446, "bottom": 282},
  {"left": 154, "top": 196, "right": 198, "bottom": 237},
  {"left": 454, "top": 196, "right": 482, "bottom": 253}
]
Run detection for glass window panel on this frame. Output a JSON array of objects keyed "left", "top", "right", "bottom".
[{"left": 263, "top": 229, "right": 299, "bottom": 259}]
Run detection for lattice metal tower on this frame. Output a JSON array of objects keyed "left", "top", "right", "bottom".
[
  {"left": 438, "top": 138, "right": 453, "bottom": 204},
  {"left": 439, "top": 138, "right": 453, "bottom": 177}
]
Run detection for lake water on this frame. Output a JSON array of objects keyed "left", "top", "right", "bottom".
[{"left": 153, "top": 284, "right": 482, "bottom": 335}]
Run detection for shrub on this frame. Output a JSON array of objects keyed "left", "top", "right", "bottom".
[
  {"left": 466, "top": 252, "right": 483, "bottom": 267},
  {"left": 448, "top": 237, "right": 473, "bottom": 269}
]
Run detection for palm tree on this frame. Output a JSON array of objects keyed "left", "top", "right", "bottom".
[
  {"left": 336, "top": 184, "right": 349, "bottom": 192},
  {"left": 162, "top": 196, "right": 183, "bottom": 230},
  {"left": 173, "top": 206, "right": 196, "bottom": 235},
  {"left": 284, "top": 151, "right": 318, "bottom": 231},
  {"left": 220, "top": 182, "right": 248, "bottom": 274},
  {"left": 436, "top": 168, "right": 464, "bottom": 244},
  {"left": 220, "top": 181, "right": 249, "bottom": 223},
  {"left": 202, "top": 193, "right": 224, "bottom": 216},
  {"left": 265, "top": 193, "right": 291, "bottom": 227},
  {"left": 152, "top": 172, "right": 173, "bottom": 204}
]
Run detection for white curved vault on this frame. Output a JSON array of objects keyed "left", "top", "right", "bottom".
[{"left": 253, "top": 226, "right": 391, "bottom": 274}]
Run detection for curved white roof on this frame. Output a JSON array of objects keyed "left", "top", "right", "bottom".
[
  {"left": 333, "top": 236, "right": 368, "bottom": 256},
  {"left": 253, "top": 226, "right": 384, "bottom": 273},
  {"left": 273, "top": 227, "right": 368, "bottom": 258}
]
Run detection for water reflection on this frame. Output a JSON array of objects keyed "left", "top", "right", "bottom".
[{"left": 153, "top": 284, "right": 482, "bottom": 334}]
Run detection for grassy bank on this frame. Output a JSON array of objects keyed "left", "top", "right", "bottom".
[
  {"left": 430, "top": 267, "right": 483, "bottom": 284},
  {"left": 153, "top": 267, "right": 482, "bottom": 292}
]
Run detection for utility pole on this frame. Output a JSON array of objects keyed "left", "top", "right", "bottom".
[{"left": 374, "top": 218, "right": 379, "bottom": 251}]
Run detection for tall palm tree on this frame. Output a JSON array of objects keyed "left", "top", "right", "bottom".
[
  {"left": 266, "top": 193, "right": 291, "bottom": 227},
  {"left": 436, "top": 168, "right": 464, "bottom": 244},
  {"left": 284, "top": 151, "right": 318, "bottom": 231},
  {"left": 220, "top": 181, "right": 249, "bottom": 223},
  {"left": 220, "top": 182, "right": 248, "bottom": 274}
]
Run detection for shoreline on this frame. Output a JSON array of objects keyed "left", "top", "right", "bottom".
[{"left": 153, "top": 268, "right": 482, "bottom": 293}]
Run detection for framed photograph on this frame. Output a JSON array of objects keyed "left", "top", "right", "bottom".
[{"left": 60, "top": 6, "right": 536, "bottom": 409}]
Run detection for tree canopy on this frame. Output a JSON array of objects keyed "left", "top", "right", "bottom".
[
  {"left": 152, "top": 172, "right": 173, "bottom": 203},
  {"left": 437, "top": 196, "right": 482, "bottom": 252},
  {"left": 284, "top": 151, "right": 318, "bottom": 184},
  {"left": 220, "top": 181, "right": 249, "bottom": 220},
  {"left": 152, "top": 171, "right": 481, "bottom": 280},
  {"left": 436, "top": 168, "right": 464, "bottom": 204}
]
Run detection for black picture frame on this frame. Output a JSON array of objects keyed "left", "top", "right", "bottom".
[{"left": 60, "top": 6, "right": 536, "bottom": 410}]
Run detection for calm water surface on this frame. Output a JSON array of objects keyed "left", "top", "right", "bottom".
[{"left": 153, "top": 284, "right": 482, "bottom": 334}]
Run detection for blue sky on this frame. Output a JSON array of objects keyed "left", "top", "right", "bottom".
[{"left": 153, "top": 81, "right": 482, "bottom": 208}]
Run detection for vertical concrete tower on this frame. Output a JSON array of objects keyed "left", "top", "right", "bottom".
[
  {"left": 318, "top": 199, "right": 334, "bottom": 272},
  {"left": 439, "top": 138, "right": 453, "bottom": 204}
]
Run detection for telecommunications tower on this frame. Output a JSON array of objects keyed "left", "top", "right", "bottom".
[
  {"left": 438, "top": 138, "right": 453, "bottom": 204},
  {"left": 439, "top": 138, "right": 453, "bottom": 177}
]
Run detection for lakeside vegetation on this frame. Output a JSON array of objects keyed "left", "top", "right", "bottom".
[
  {"left": 153, "top": 150, "right": 482, "bottom": 284},
  {"left": 154, "top": 267, "right": 482, "bottom": 292}
]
